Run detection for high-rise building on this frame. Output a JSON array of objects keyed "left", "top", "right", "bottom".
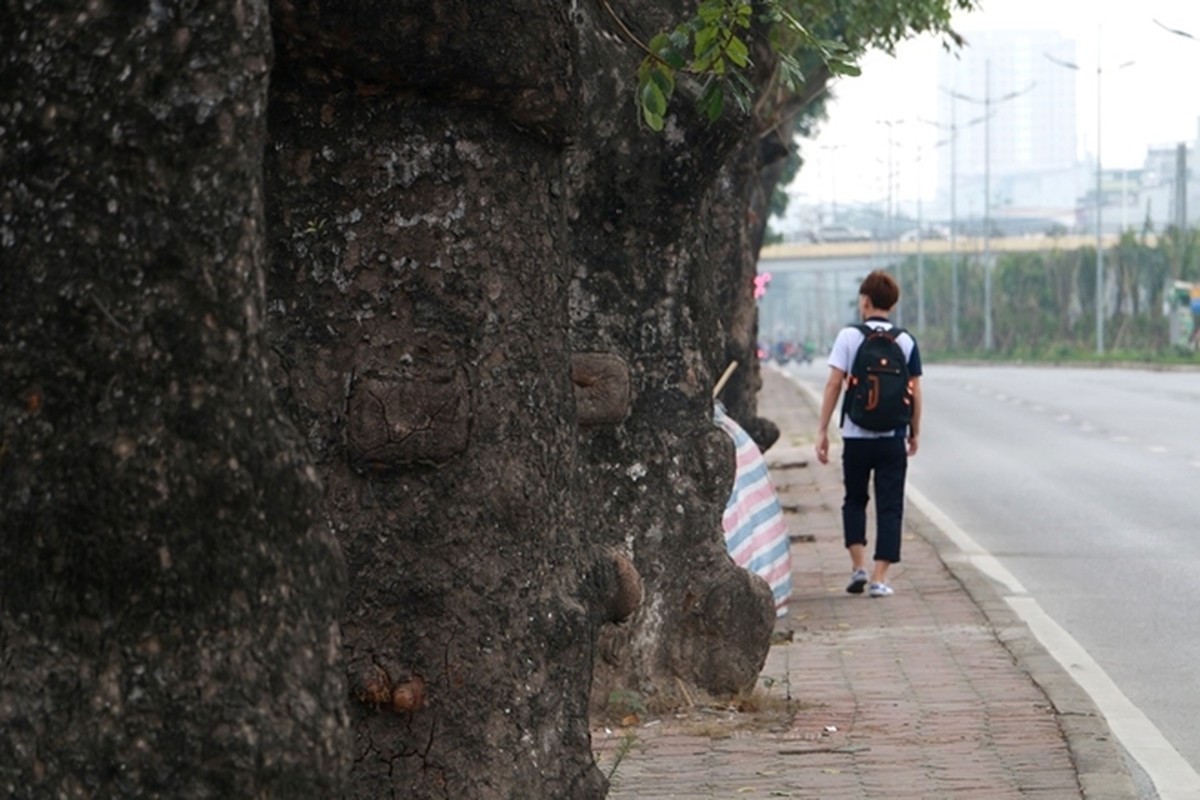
[{"left": 936, "top": 29, "right": 1079, "bottom": 228}]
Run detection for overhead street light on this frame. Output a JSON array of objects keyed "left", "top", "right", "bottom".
[
  {"left": 942, "top": 71, "right": 1037, "bottom": 351},
  {"left": 1154, "top": 19, "right": 1197, "bottom": 41},
  {"left": 1045, "top": 48, "right": 1136, "bottom": 357},
  {"left": 1153, "top": 20, "right": 1197, "bottom": 231},
  {"left": 921, "top": 111, "right": 989, "bottom": 349}
]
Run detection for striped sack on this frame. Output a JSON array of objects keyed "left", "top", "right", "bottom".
[{"left": 713, "top": 403, "right": 792, "bottom": 617}]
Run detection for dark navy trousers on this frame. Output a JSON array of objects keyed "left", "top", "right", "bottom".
[{"left": 841, "top": 436, "right": 908, "bottom": 563}]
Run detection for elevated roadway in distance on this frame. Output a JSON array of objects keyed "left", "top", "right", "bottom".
[
  {"left": 755, "top": 234, "right": 1124, "bottom": 346},
  {"left": 758, "top": 233, "right": 1122, "bottom": 275}
]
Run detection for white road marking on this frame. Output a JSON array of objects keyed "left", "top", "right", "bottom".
[
  {"left": 1008, "top": 598, "right": 1200, "bottom": 800},
  {"left": 910, "top": 485, "right": 1200, "bottom": 800},
  {"left": 907, "top": 486, "right": 1026, "bottom": 595}
]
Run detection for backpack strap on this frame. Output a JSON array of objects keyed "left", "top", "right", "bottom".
[
  {"left": 840, "top": 324, "right": 871, "bottom": 427},
  {"left": 858, "top": 322, "right": 905, "bottom": 340}
]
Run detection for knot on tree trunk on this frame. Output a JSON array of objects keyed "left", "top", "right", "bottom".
[
  {"left": 571, "top": 352, "right": 631, "bottom": 426},
  {"left": 607, "top": 550, "right": 643, "bottom": 623},
  {"left": 352, "top": 662, "right": 427, "bottom": 714},
  {"left": 345, "top": 369, "right": 469, "bottom": 470}
]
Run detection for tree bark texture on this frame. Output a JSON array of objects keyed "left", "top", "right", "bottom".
[
  {"left": 3, "top": 0, "right": 801, "bottom": 796},
  {"left": 1, "top": 3, "right": 349, "bottom": 798},
  {"left": 568, "top": 1, "right": 777, "bottom": 707},
  {"left": 266, "top": 2, "right": 614, "bottom": 797},
  {"left": 717, "top": 79, "right": 830, "bottom": 451}
]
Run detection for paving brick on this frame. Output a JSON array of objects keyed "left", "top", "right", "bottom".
[{"left": 594, "top": 368, "right": 1137, "bottom": 799}]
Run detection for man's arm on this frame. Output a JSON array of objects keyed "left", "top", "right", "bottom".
[
  {"left": 907, "top": 376, "right": 922, "bottom": 456},
  {"left": 815, "top": 367, "right": 845, "bottom": 465}
]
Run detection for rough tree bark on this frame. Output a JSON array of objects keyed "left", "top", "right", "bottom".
[
  {"left": 1, "top": 3, "right": 349, "bottom": 798},
  {"left": 264, "top": 0, "right": 784, "bottom": 795},
  {"left": 716, "top": 78, "right": 831, "bottom": 452},
  {"left": 570, "top": 1, "right": 779, "bottom": 708},
  {"left": 265, "top": 2, "right": 624, "bottom": 797},
  {"left": 4, "top": 1, "right": 955, "bottom": 797}
]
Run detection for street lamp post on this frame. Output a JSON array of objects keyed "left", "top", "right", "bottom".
[
  {"left": 923, "top": 107, "right": 989, "bottom": 350},
  {"left": 1154, "top": 19, "right": 1198, "bottom": 42},
  {"left": 877, "top": 119, "right": 905, "bottom": 323},
  {"left": 1046, "top": 47, "right": 1134, "bottom": 356},
  {"left": 945, "top": 74, "right": 1036, "bottom": 351},
  {"left": 1155, "top": 20, "right": 1198, "bottom": 233}
]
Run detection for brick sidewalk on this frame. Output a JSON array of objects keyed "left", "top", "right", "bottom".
[{"left": 593, "top": 367, "right": 1137, "bottom": 799}]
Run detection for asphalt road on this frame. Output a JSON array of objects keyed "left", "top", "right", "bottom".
[{"left": 784, "top": 359, "right": 1200, "bottom": 797}]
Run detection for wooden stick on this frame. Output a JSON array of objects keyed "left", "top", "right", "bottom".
[{"left": 712, "top": 360, "right": 738, "bottom": 398}]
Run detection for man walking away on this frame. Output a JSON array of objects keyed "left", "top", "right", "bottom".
[{"left": 815, "top": 271, "right": 922, "bottom": 598}]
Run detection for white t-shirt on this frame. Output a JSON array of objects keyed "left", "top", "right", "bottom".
[{"left": 828, "top": 319, "right": 920, "bottom": 439}]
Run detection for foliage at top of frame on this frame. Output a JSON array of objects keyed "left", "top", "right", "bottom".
[{"left": 619, "top": 0, "right": 977, "bottom": 132}]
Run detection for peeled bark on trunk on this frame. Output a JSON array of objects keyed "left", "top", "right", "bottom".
[{"left": 0, "top": 3, "right": 349, "bottom": 797}]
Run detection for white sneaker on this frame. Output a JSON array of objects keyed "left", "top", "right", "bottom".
[
  {"left": 868, "top": 582, "right": 894, "bottom": 598},
  {"left": 846, "top": 568, "right": 869, "bottom": 594}
]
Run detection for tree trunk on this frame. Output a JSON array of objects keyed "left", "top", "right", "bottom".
[
  {"left": 571, "top": 1, "right": 778, "bottom": 710},
  {"left": 265, "top": 2, "right": 618, "bottom": 797},
  {"left": 1, "top": 3, "right": 349, "bottom": 797}
]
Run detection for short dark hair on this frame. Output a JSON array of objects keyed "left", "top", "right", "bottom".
[{"left": 859, "top": 271, "right": 899, "bottom": 311}]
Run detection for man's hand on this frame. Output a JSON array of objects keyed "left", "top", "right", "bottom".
[
  {"left": 907, "top": 433, "right": 919, "bottom": 457},
  {"left": 815, "top": 431, "right": 830, "bottom": 465}
]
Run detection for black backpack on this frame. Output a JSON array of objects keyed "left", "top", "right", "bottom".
[{"left": 841, "top": 324, "right": 913, "bottom": 432}]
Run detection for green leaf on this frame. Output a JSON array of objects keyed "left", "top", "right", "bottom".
[
  {"left": 828, "top": 59, "right": 862, "bottom": 77},
  {"left": 777, "top": 53, "right": 805, "bottom": 91},
  {"left": 641, "top": 80, "right": 667, "bottom": 119},
  {"left": 817, "top": 38, "right": 851, "bottom": 56},
  {"left": 697, "top": 0, "right": 725, "bottom": 23},
  {"left": 648, "top": 65, "right": 675, "bottom": 96},
  {"left": 663, "top": 49, "right": 688, "bottom": 70},
  {"left": 692, "top": 47, "right": 717, "bottom": 74},
  {"left": 726, "top": 36, "right": 750, "bottom": 68},
  {"left": 699, "top": 82, "right": 725, "bottom": 122}
]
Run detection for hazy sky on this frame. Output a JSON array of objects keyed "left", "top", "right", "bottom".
[{"left": 794, "top": 0, "right": 1200, "bottom": 208}]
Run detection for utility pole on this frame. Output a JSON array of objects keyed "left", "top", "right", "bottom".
[
  {"left": 945, "top": 74, "right": 1036, "bottom": 352},
  {"left": 1046, "top": 42, "right": 1135, "bottom": 356},
  {"left": 916, "top": 141, "right": 926, "bottom": 334},
  {"left": 984, "top": 61, "right": 993, "bottom": 351},
  {"left": 949, "top": 102, "right": 959, "bottom": 348},
  {"left": 877, "top": 119, "right": 904, "bottom": 325}
]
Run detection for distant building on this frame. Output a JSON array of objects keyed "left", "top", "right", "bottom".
[
  {"left": 1138, "top": 136, "right": 1197, "bottom": 232},
  {"left": 935, "top": 29, "right": 1080, "bottom": 225}
]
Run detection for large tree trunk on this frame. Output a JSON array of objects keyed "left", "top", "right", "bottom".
[
  {"left": 0, "top": 3, "right": 349, "bottom": 797},
  {"left": 571, "top": 1, "right": 778, "bottom": 709},
  {"left": 265, "top": 2, "right": 619, "bottom": 797},
  {"left": 718, "top": 83, "right": 830, "bottom": 451}
]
